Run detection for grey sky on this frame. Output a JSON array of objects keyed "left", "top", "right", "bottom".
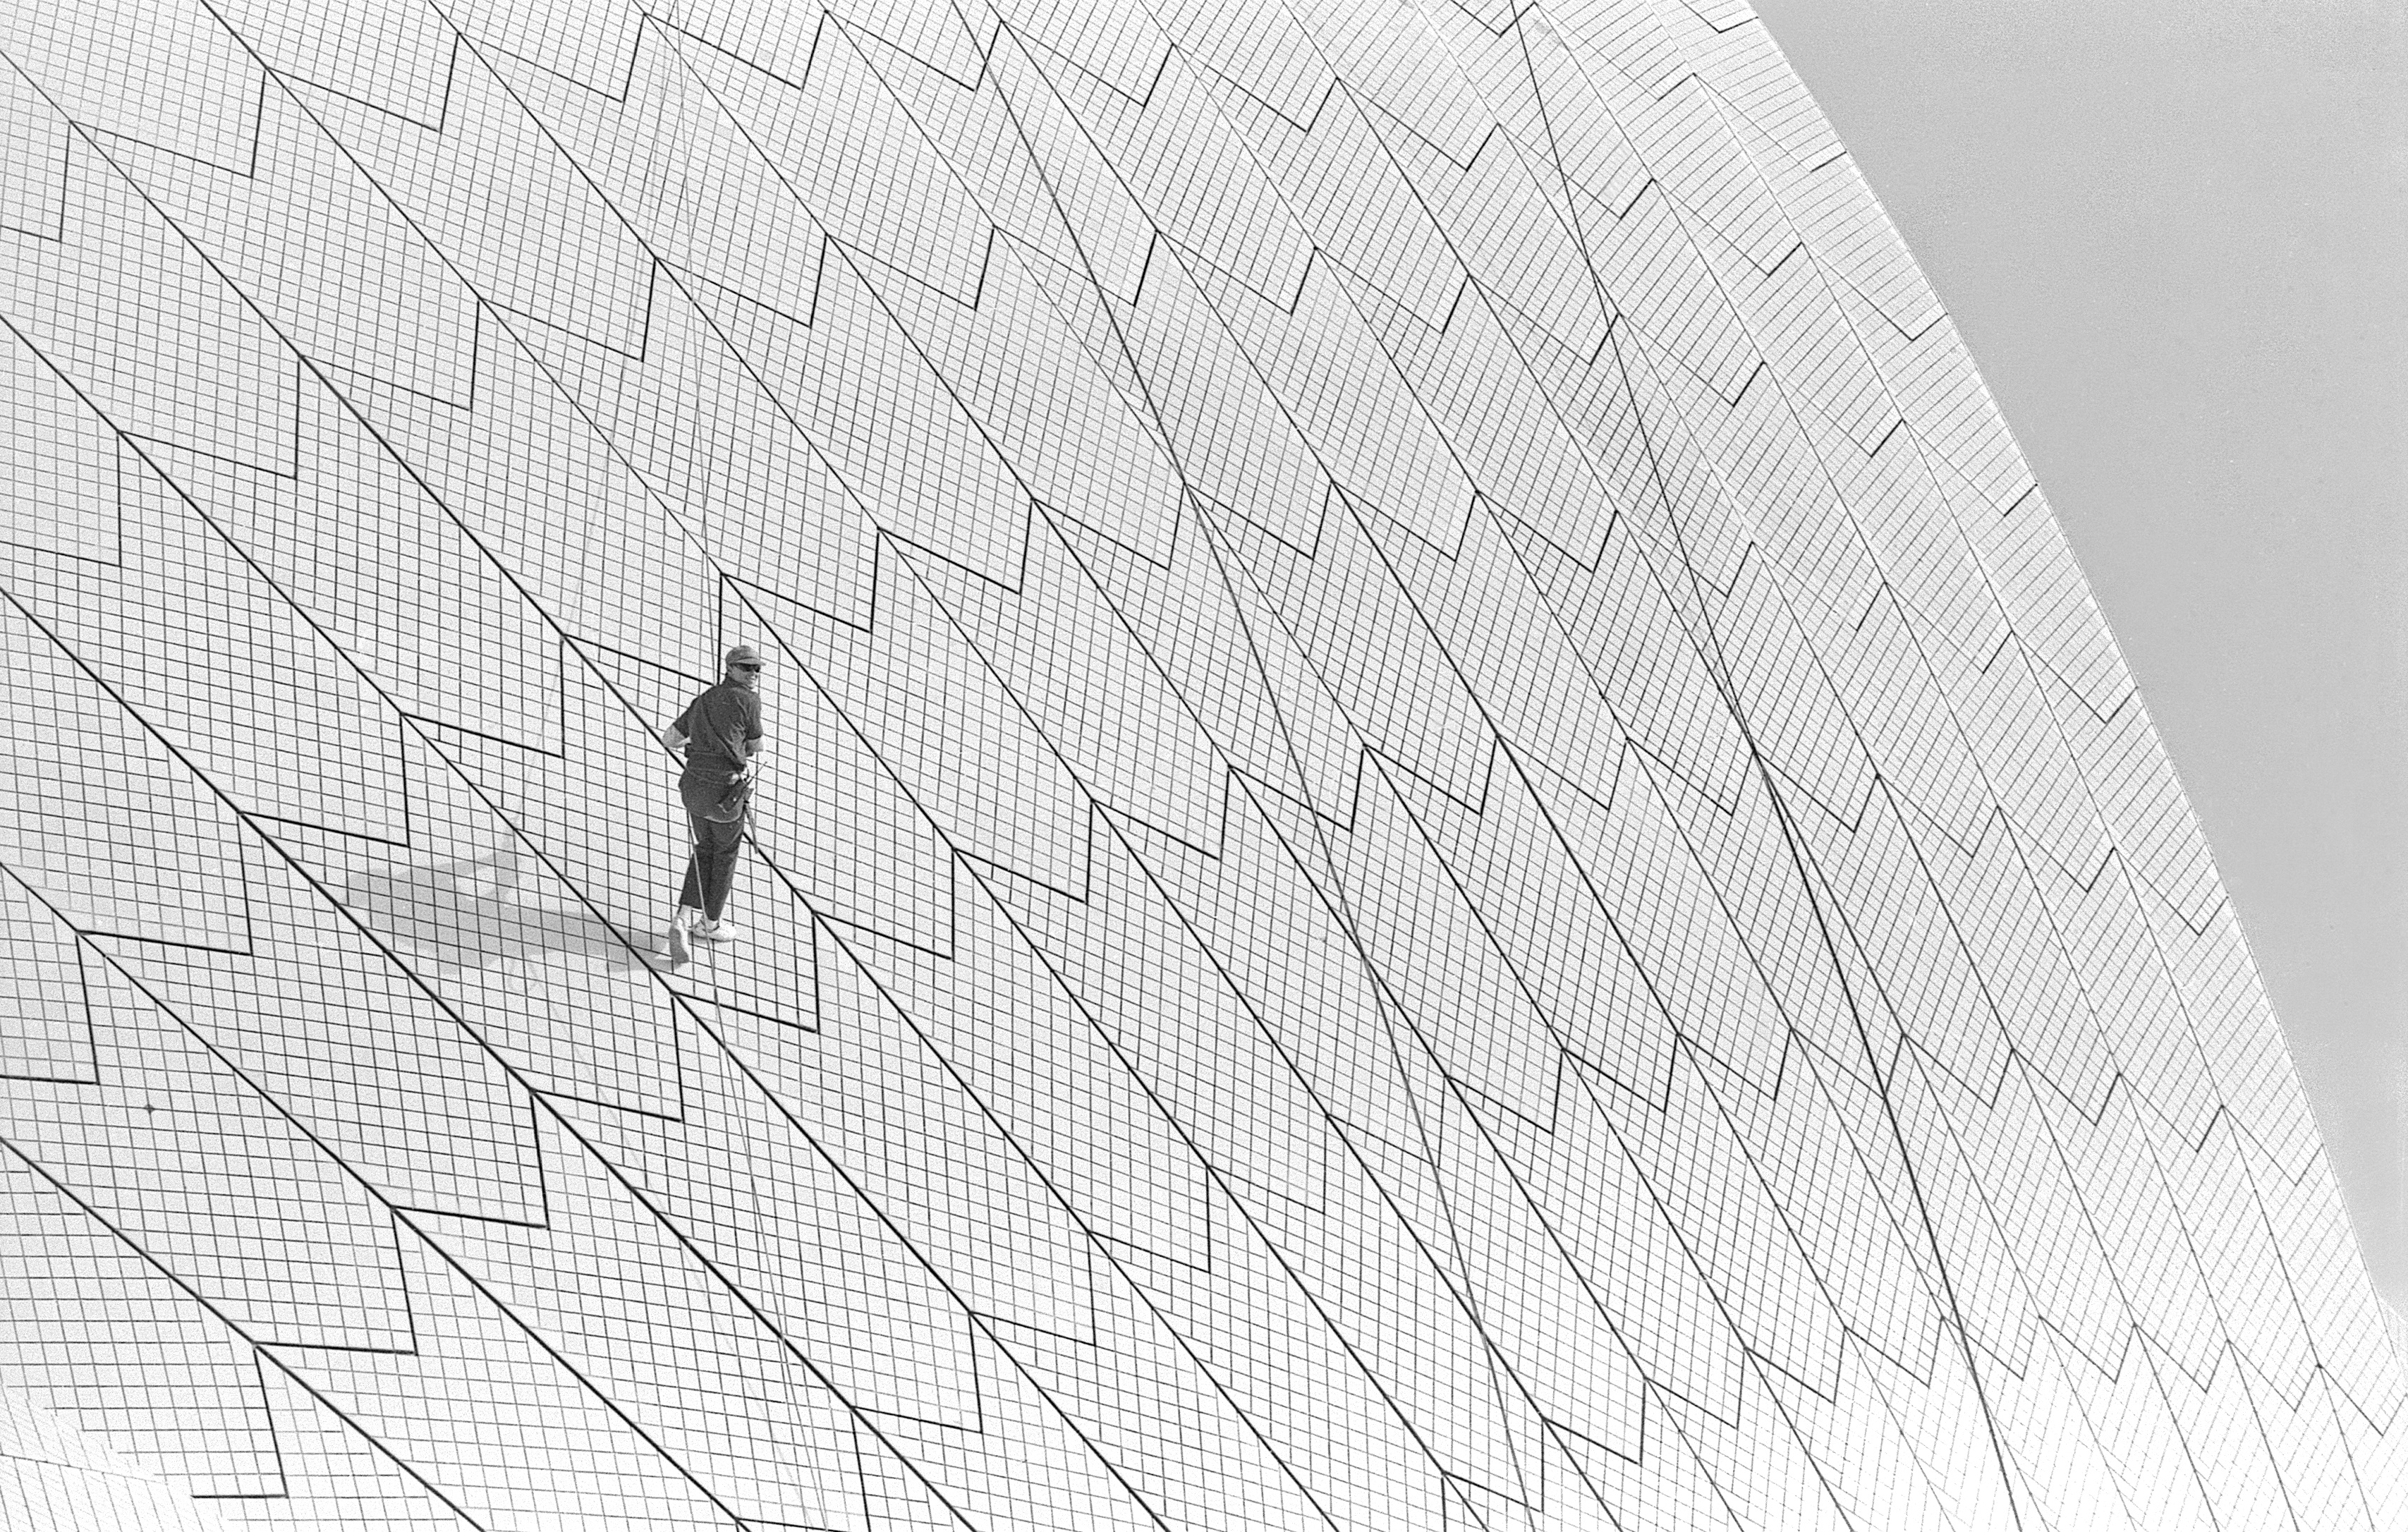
[{"left": 1751, "top": 0, "right": 2408, "bottom": 1317}]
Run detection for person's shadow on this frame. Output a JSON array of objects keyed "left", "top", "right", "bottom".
[{"left": 333, "top": 850, "right": 660, "bottom": 976}]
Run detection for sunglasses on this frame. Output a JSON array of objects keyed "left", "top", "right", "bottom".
[{"left": 733, "top": 662, "right": 764, "bottom": 673}]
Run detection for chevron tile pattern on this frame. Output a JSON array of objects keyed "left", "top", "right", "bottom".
[{"left": 3, "top": 1, "right": 2402, "bottom": 1527}]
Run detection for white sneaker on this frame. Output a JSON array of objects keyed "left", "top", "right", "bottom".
[
  {"left": 692, "top": 917, "right": 736, "bottom": 944},
  {"left": 664, "top": 918, "right": 693, "bottom": 966}
]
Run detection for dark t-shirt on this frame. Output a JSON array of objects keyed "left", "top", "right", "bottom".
[{"left": 673, "top": 682, "right": 762, "bottom": 778}]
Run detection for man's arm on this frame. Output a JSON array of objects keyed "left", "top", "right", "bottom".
[{"left": 734, "top": 693, "right": 765, "bottom": 779}]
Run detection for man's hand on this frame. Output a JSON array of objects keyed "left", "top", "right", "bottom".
[{"left": 731, "top": 762, "right": 757, "bottom": 784}]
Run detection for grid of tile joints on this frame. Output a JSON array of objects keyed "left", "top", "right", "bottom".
[{"left": 3, "top": 0, "right": 2403, "bottom": 1528}]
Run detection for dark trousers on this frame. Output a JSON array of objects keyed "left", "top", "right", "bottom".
[{"left": 677, "top": 772, "right": 747, "bottom": 921}]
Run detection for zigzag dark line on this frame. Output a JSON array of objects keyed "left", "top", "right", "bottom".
[
  {"left": 1589, "top": 300, "right": 2038, "bottom": 1529},
  {"left": 0, "top": 597, "right": 804, "bottom": 1525},
  {"left": 7, "top": 37, "right": 1184, "bottom": 1524},
  {"left": 1602, "top": 199, "right": 2239, "bottom": 1236},
  {"left": 248, "top": 23, "right": 462, "bottom": 135},
  {"left": 0, "top": 1138, "right": 499, "bottom": 1526}
]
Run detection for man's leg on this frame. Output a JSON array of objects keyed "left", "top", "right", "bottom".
[
  {"left": 677, "top": 842, "right": 707, "bottom": 916},
  {"left": 694, "top": 814, "right": 744, "bottom": 927},
  {"left": 669, "top": 781, "right": 719, "bottom": 963},
  {"left": 676, "top": 778, "right": 719, "bottom": 920}
]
